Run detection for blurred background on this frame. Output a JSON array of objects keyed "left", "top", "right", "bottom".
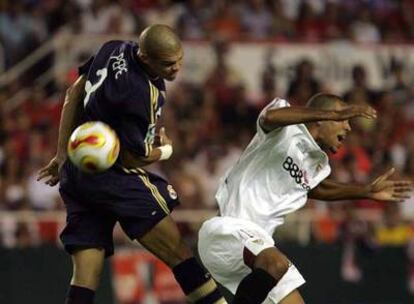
[{"left": 0, "top": 0, "right": 414, "bottom": 303}]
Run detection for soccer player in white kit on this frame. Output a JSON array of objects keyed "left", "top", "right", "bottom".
[{"left": 198, "top": 93, "right": 413, "bottom": 304}]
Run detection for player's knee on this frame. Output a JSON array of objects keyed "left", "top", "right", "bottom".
[
  {"left": 139, "top": 216, "right": 193, "bottom": 267},
  {"left": 148, "top": 235, "right": 193, "bottom": 268},
  {"left": 71, "top": 248, "right": 105, "bottom": 289},
  {"left": 176, "top": 241, "right": 193, "bottom": 260},
  {"left": 73, "top": 264, "right": 102, "bottom": 288},
  {"left": 268, "top": 259, "right": 290, "bottom": 281},
  {"left": 254, "top": 250, "right": 290, "bottom": 281},
  {"left": 164, "top": 240, "right": 193, "bottom": 267}
]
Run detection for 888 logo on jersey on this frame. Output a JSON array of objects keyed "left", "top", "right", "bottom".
[{"left": 282, "top": 156, "right": 310, "bottom": 191}]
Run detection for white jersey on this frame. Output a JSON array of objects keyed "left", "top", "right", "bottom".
[{"left": 216, "top": 98, "right": 331, "bottom": 235}]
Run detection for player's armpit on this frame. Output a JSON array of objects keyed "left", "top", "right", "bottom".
[{"left": 307, "top": 184, "right": 325, "bottom": 200}]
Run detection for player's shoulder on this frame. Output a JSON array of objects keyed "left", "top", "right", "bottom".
[
  {"left": 99, "top": 40, "right": 134, "bottom": 53},
  {"left": 102, "top": 40, "right": 166, "bottom": 93},
  {"left": 265, "top": 97, "right": 290, "bottom": 110},
  {"left": 102, "top": 41, "right": 147, "bottom": 95},
  {"left": 257, "top": 98, "right": 291, "bottom": 135},
  {"left": 259, "top": 97, "right": 290, "bottom": 120},
  {"left": 95, "top": 40, "right": 138, "bottom": 69},
  {"left": 94, "top": 40, "right": 125, "bottom": 59}
]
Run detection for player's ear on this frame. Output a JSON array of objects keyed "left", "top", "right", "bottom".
[{"left": 138, "top": 50, "right": 150, "bottom": 64}]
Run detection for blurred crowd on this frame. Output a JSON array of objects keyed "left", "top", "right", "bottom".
[
  {"left": 0, "top": 0, "right": 414, "bottom": 267},
  {"left": 1, "top": 0, "right": 414, "bottom": 67}
]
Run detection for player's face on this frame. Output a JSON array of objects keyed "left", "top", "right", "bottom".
[
  {"left": 319, "top": 104, "right": 351, "bottom": 153},
  {"left": 148, "top": 48, "right": 184, "bottom": 81}
]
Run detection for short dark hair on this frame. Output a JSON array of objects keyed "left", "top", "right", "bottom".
[
  {"left": 306, "top": 93, "right": 345, "bottom": 110},
  {"left": 138, "top": 24, "right": 182, "bottom": 59}
]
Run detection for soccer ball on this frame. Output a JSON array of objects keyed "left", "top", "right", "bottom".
[{"left": 67, "top": 121, "right": 120, "bottom": 173}]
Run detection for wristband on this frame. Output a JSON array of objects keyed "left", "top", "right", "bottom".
[{"left": 159, "top": 144, "right": 173, "bottom": 160}]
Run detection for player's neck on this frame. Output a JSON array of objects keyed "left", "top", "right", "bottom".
[
  {"left": 306, "top": 123, "right": 330, "bottom": 151},
  {"left": 143, "top": 65, "right": 160, "bottom": 81},
  {"left": 306, "top": 123, "right": 321, "bottom": 144}
]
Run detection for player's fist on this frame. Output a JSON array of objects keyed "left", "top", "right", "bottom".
[
  {"left": 158, "top": 127, "right": 172, "bottom": 146},
  {"left": 336, "top": 105, "right": 377, "bottom": 121}
]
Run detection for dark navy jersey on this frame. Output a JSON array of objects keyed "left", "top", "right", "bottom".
[{"left": 78, "top": 40, "right": 166, "bottom": 158}]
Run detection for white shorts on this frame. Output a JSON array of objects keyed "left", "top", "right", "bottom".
[{"left": 198, "top": 216, "right": 305, "bottom": 303}]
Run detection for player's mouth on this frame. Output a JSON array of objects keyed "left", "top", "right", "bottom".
[
  {"left": 165, "top": 72, "right": 178, "bottom": 81},
  {"left": 330, "top": 133, "right": 346, "bottom": 153},
  {"left": 337, "top": 133, "right": 346, "bottom": 143}
]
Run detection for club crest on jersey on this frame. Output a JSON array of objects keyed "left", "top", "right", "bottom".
[
  {"left": 316, "top": 163, "right": 323, "bottom": 172},
  {"left": 167, "top": 185, "right": 178, "bottom": 199},
  {"left": 251, "top": 238, "right": 264, "bottom": 245},
  {"left": 144, "top": 124, "right": 156, "bottom": 145},
  {"left": 155, "top": 107, "right": 162, "bottom": 119}
]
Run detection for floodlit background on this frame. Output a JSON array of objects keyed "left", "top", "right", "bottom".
[{"left": 1, "top": 0, "right": 414, "bottom": 303}]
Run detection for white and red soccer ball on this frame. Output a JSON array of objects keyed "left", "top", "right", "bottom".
[{"left": 67, "top": 121, "right": 120, "bottom": 173}]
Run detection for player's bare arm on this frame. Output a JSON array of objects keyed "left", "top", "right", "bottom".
[
  {"left": 309, "top": 168, "right": 412, "bottom": 202},
  {"left": 56, "top": 75, "right": 87, "bottom": 158},
  {"left": 120, "top": 127, "right": 173, "bottom": 168},
  {"left": 37, "top": 75, "right": 86, "bottom": 186},
  {"left": 260, "top": 103, "right": 377, "bottom": 132}
]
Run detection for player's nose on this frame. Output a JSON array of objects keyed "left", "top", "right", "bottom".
[
  {"left": 172, "top": 65, "right": 180, "bottom": 73},
  {"left": 344, "top": 120, "right": 351, "bottom": 132},
  {"left": 173, "top": 60, "right": 182, "bottom": 72}
]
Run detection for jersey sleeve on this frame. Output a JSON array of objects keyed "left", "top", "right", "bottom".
[
  {"left": 257, "top": 98, "right": 290, "bottom": 136},
  {"left": 78, "top": 56, "right": 94, "bottom": 76}
]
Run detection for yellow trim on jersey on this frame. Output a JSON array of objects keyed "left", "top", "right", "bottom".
[
  {"left": 144, "top": 81, "right": 160, "bottom": 157},
  {"left": 138, "top": 174, "right": 170, "bottom": 214},
  {"left": 136, "top": 168, "right": 146, "bottom": 175},
  {"left": 214, "top": 298, "right": 227, "bottom": 304},
  {"left": 121, "top": 167, "right": 146, "bottom": 175},
  {"left": 144, "top": 81, "right": 153, "bottom": 157},
  {"left": 187, "top": 279, "right": 218, "bottom": 303},
  {"left": 148, "top": 81, "right": 154, "bottom": 124},
  {"left": 152, "top": 82, "right": 159, "bottom": 109},
  {"left": 148, "top": 81, "right": 159, "bottom": 124}
]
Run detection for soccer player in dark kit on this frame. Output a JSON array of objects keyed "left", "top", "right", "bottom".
[{"left": 37, "top": 24, "right": 227, "bottom": 304}]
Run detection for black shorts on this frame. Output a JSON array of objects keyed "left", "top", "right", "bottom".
[{"left": 59, "top": 161, "right": 180, "bottom": 257}]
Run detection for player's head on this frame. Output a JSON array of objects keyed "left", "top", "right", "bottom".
[
  {"left": 306, "top": 93, "right": 351, "bottom": 153},
  {"left": 138, "top": 24, "right": 183, "bottom": 81}
]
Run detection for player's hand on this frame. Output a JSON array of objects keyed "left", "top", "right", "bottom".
[
  {"left": 335, "top": 105, "right": 377, "bottom": 121},
  {"left": 36, "top": 155, "right": 66, "bottom": 186},
  {"left": 368, "top": 168, "right": 413, "bottom": 202},
  {"left": 158, "top": 127, "right": 172, "bottom": 146}
]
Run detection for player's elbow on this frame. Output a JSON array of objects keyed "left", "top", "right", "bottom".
[
  {"left": 308, "top": 187, "right": 337, "bottom": 201},
  {"left": 260, "top": 110, "right": 282, "bottom": 132},
  {"left": 139, "top": 155, "right": 155, "bottom": 165},
  {"left": 308, "top": 186, "right": 325, "bottom": 200},
  {"left": 120, "top": 149, "right": 150, "bottom": 168}
]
